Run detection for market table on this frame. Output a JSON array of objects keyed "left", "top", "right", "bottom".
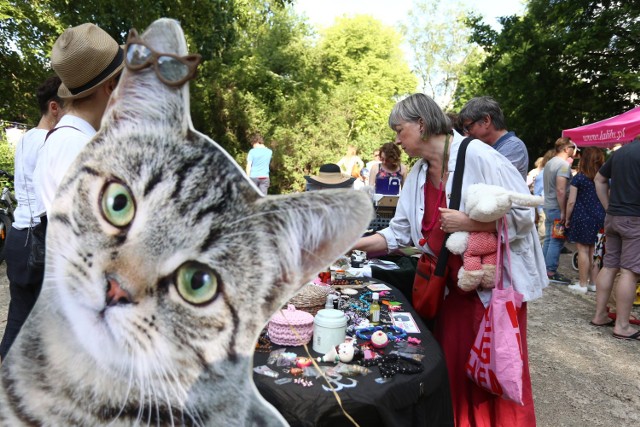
[{"left": 253, "top": 281, "right": 453, "bottom": 427}]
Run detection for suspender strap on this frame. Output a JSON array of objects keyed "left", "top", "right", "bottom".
[{"left": 45, "top": 125, "right": 80, "bottom": 141}]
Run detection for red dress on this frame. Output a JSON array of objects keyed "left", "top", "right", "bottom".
[{"left": 422, "top": 180, "right": 536, "bottom": 427}]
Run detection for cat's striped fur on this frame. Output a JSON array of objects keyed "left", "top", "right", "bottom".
[{"left": 0, "top": 18, "right": 373, "bottom": 426}]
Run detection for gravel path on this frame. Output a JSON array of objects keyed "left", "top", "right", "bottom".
[
  {"left": 1, "top": 245, "right": 639, "bottom": 426},
  {"left": 530, "top": 246, "right": 640, "bottom": 427}
]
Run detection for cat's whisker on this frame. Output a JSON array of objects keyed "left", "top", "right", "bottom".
[
  {"left": 152, "top": 344, "right": 205, "bottom": 426},
  {"left": 146, "top": 349, "right": 177, "bottom": 427},
  {"left": 107, "top": 348, "right": 137, "bottom": 426}
]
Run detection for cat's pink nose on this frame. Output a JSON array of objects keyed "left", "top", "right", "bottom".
[{"left": 106, "top": 277, "right": 133, "bottom": 306}]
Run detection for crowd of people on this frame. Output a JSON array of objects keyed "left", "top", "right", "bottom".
[
  {"left": 312, "top": 93, "right": 639, "bottom": 424},
  {"left": 1, "top": 17, "right": 638, "bottom": 427}
]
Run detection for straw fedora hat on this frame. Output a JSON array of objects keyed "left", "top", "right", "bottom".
[
  {"left": 51, "top": 23, "right": 124, "bottom": 100},
  {"left": 304, "top": 164, "right": 355, "bottom": 188}
]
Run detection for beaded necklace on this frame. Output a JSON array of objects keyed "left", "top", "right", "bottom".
[
  {"left": 357, "top": 354, "right": 424, "bottom": 378},
  {"left": 349, "top": 291, "right": 372, "bottom": 312}
]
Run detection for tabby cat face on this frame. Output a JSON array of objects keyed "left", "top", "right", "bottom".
[{"left": 43, "top": 19, "right": 372, "bottom": 388}]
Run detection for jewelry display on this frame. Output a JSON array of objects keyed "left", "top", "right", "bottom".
[{"left": 260, "top": 280, "right": 426, "bottom": 390}]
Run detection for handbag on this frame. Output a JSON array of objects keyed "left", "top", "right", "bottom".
[
  {"left": 25, "top": 127, "right": 76, "bottom": 272},
  {"left": 351, "top": 161, "right": 362, "bottom": 178},
  {"left": 411, "top": 136, "right": 472, "bottom": 319},
  {"left": 465, "top": 217, "right": 525, "bottom": 405},
  {"left": 551, "top": 219, "right": 565, "bottom": 239},
  {"left": 412, "top": 252, "right": 449, "bottom": 319},
  {"left": 27, "top": 215, "right": 47, "bottom": 272}
]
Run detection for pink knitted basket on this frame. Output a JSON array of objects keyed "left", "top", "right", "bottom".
[{"left": 268, "top": 304, "right": 314, "bottom": 346}]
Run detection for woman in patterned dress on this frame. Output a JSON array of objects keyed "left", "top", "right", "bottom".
[{"left": 565, "top": 147, "right": 606, "bottom": 293}]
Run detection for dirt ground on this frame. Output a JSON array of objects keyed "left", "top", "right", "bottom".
[
  {"left": 529, "top": 243, "right": 640, "bottom": 427},
  {"left": 1, "top": 243, "right": 639, "bottom": 426}
]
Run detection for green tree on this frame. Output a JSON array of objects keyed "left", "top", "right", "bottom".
[
  {"left": 457, "top": 0, "right": 639, "bottom": 159},
  {"left": 401, "top": 0, "right": 481, "bottom": 110},
  {"left": 0, "top": 0, "right": 64, "bottom": 125},
  {"left": 316, "top": 15, "right": 417, "bottom": 163},
  {"left": 0, "top": 135, "right": 15, "bottom": 177}
]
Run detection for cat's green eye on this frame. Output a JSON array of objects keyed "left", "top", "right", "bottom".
[
  {"left": 176, "top": 262, "right": 219, "bottom": 305},
  {"left": 101, "top": 181, "right": 136, "bottom": 227}
]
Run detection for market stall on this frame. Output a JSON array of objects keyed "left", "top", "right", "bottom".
[
  {"left": 253, "top": 277, "right": 452, "bottom": 426},
  {"left": 562, "top": 106, "right": 640, "bottom": 147}
]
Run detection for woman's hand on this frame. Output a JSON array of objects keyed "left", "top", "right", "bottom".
[
  {"left": 439, "top": 207, "right": 497, "bottom": 233},
  {"left": 438, "top": 208, "right": 470, "bottom": 233}
]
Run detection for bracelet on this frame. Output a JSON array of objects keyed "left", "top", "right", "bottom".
[
  {"left": 358, "top": 291, "right": 372, "bottom": 310},
  {"left": 355, "top": 325, "right": 407, "bottom": 342}
]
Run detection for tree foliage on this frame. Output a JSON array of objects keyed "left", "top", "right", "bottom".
[
  {"left": 456, "top": 0, "right": 639, "bottom": 159},
  {"left": 1, "top": 0, "right": 416, "bottom": 193},
  {"left": 400, "top": 0, "right": 480, "bottom": 109},
  {"left": 316, "top": 15, "right": 417, "bottom": 177}
]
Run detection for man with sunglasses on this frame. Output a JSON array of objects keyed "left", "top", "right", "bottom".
[
  {"left": 458, "top": 96, "right": 529, "bottom": 180},
  {"left": 541, "top": 137, "right": 575, "bottom": 284},
  {"left": 34, "top": 23, "right": 124, "bottom": 217}
]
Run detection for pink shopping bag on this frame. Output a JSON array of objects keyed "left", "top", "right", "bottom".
[{"left": 465, "top": 217, "right": 524, "bottom": 405}]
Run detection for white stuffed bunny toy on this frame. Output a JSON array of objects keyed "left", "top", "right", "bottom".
[{"left": 445, "top": 183, "right": 542, "bottom": 292}]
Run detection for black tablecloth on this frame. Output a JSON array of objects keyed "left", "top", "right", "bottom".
[
  {"left": 253, "top": 281, "right": 453, "bottom": 426},
  {"left": 370, "top": 255, "right": 418, "bottom": 303}
]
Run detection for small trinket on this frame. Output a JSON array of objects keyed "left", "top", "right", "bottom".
[
  {"left": 295, "top": 357, "right": 313, "bottom": 368},
  {"left": 293, "top": 378, "right": 314, "bottom": 387},
  {"left": 370, "top": 330, "right": 389, "bottom": 348}
]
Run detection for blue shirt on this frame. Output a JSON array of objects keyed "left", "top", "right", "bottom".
[
  {"left": 247, "top": 146, "right": 272, "bottom": 178},
  {"left": 493, "top": 131, "right": 528, "bottom": 180},
  {"left": 533, "top": 169, "right": 544, "bottom": 210}
]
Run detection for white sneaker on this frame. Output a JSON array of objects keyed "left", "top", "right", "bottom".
[
  {"left": 587, "top": 283, "right": 596, "bottom": 292},
  {"left": 568, "top": 283, "right": 588, "bottom": 294}
]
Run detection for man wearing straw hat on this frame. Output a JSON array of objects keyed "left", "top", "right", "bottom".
[
  {"left": 304, "top": 163, "right": 356, "bottom": 191},
  {"left": 34, "top": 23, "right": 124, "bottom": 216}
]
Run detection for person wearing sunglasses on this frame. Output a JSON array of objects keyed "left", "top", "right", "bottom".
[
  {"left": 458, "top": 96, "right": 529, "bottom": 180},
  {"left": 34, "top": 23, "right": 125, "bottom": 218}
]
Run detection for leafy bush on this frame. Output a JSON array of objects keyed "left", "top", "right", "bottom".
[{"left": 0, "top": 133, "right": 16, "bottom": 190}]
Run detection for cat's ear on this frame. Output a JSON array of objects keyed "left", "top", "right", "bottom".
[
  {"left": 102, "top": 18, "right": 193, "bottom": 134},
  {"left": 257, "top": 190, "right": 373, "bottom": 286}
]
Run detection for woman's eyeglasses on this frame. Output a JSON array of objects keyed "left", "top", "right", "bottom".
[{"left": 124, "top": 28, "right": 202, "bottom": 87}]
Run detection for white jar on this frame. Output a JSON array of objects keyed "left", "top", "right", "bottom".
[{"left": 312, "top": 309, "right": 347, "bottom": 354}]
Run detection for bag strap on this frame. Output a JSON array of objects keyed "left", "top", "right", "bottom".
[
  {"left": 494, "top": 216, "right": 513, "bottom": 290},
  {"left": 45, "top": 125, "right": 80, "bottom": 142},
  {"left": 434, "top": 136, "right": 473, "bottom": 274}
]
